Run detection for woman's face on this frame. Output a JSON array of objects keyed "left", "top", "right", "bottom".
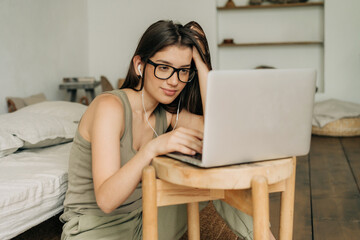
[{"left": 143, "top": 45, "right": 193, "bottom": 105}]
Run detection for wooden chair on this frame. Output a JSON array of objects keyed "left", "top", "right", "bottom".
[
  {"left": 118, "top": 78, "right": 125, "bottom": 89},
  {"left": 142, "top": 156, "right": 296, "bottom": 240},
  {"left": 100, "top": 75, "right": 114, "bottom": 92}
]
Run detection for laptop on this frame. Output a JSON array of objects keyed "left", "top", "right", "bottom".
[{"left": 166, "top": 69, "right": 316, "bottom": 168}]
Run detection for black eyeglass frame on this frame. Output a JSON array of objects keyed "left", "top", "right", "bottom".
[{"left": 147, "top": 59, "right": 197, "bottom": 83}]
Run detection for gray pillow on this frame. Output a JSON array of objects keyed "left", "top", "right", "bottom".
[
  {"left": 0, "top": 101, "right": 87, "bottom": 149},
  {"left": 0, "top": 130, "right": 24, "bottom": 157}
]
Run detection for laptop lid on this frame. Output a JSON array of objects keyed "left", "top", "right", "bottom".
[{"left": 200, "top": 69, "right": 316, "bottom": 167}]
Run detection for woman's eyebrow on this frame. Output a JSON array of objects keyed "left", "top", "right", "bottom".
[{"left": 155, "top": 59, "right": 191, "bottom": 68}]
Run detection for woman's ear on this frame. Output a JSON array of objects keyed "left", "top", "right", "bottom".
[{"left": 133, "top": 55, "right": 143, "bottom": 77}]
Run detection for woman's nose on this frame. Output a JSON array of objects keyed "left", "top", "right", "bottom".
[{"left": 166, "top": 72, "right": 179, "bottom": 86}]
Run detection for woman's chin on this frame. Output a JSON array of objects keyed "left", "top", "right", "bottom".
[
  {"left": 158, "top": 94, "right": 179, "bottom": 105},
  {"left": 160, "top": 98, "right": 176, "bottom": 105}
]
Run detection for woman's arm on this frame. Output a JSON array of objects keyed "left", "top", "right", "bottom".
[
  {"left": 193, "top": 46, "right": 209, "bottom": 114},
  {"left": 170, "top": 47, "right": 209, "bottom": 132},
  {"left": 88, "top": 95, "right": 203, "bottom": 213},
  {"left": 89, "top": 95, "right": 153, "bottom": 213}
]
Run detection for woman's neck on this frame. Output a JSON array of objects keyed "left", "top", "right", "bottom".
[
  {"left": 124, "top": 88, "right": 158, "bottom": 117},
  {"left": 141, "top": 89, "right": 158, "bottom": 117}
]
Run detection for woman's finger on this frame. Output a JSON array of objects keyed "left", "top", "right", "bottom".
[
  {"left": 169, "top": 129, "right": 203, "bottom": 154},
  {"left": 175, "top": 127, "right": 203, "bottom": 140}
]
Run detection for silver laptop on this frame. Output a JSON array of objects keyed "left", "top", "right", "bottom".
[{"left": 167, "top": 69, "right": 316, "bottom": 168}]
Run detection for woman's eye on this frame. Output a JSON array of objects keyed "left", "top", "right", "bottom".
[
  {"left": 180, "top": 69, "right": 190, "bottom": 74},
  {"left": 159, "top": 65, "right": 170, "bottom": 71}
]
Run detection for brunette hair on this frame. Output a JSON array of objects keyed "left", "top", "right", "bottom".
[{"left": 121, "top": 20, "right": 211, "bottom": 115}]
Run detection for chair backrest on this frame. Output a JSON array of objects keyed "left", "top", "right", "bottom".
[
  {"left": 118, "top": 78, "right": 125, "bottom": 89},
  {"left": 100, "top": 76, "right": 114, "bottom": 92}
]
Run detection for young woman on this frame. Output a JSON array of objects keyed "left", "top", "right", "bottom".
[{"left": 60, "top": 20, "right": 256, "bottom": 240}]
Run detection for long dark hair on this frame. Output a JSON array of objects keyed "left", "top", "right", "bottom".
[{"left": 121, "top": 20, "right": 211, "bottom": 115}]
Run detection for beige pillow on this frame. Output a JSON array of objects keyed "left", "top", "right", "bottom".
[
  {"left": 6, "top": 97, "right": 26, "bottom": 111},
  {"left": 6, "top": 93, "right": 47, "bottom": 112},
  {"left": 23, "top": 93, "right": 47, "bottom": 106}
]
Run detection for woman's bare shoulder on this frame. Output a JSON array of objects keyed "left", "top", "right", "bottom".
[
  {"left": 79, "top": 93, "right": 125, "bottom": 141},
  {"left": 93, "top": 93, "right": 124, "bottom": 109},
  {"left": 85, "top": 93, "right": 125, "bottom": 121}
]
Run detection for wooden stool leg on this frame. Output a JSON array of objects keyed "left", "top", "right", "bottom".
[
  {"left": 142, "top": 166, "right": 158, "bottom": 240},
  {"left": 252, "top": 176, "right": 270, "bottom": 240},
  {"left": 68, "top": 89, "right": 77, "bottom": 102},
  {"left": 187, "top": 202, "right": 200, "bottom": 240},
  {"left": 279, "top": 157, "right": 296, "bottom": 240}
]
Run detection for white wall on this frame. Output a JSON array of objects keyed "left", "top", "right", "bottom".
[
  {"left": 0, "top": 0, "right": 89, "bottom": 114},
  {"left": 317, "top": 0, "right": 360, "bottom": 104},
  {"left": 88, "top": 0, "right": 360, "bottom": 104},
  {"left": 87, "top": 0, "right": 218, "bottom": 89},
  {"left": 1, "top": 0, "right": 359, "bottom": 115}
]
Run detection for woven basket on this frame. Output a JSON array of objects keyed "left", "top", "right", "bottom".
[{"left": 312, "top": 117, "right": 360, "bottom": 137}]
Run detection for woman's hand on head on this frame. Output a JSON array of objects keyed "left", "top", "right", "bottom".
[
  {"left": 144, "top": 127, "right": 203, "bottom": 158},
  {"left": 192, "top": 46, "right": 207, "bottom": 70},
  {"left": 192, "top": 46, "right": 209, "bottom": 112}
]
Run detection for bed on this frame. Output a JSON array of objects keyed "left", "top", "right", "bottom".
[{"left": 0, "top": 101, "right": 87, "bottom": 240}]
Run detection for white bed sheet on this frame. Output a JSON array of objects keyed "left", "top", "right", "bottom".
[{"left": 0, "top": 142, "right": 72, "bottom": 240}]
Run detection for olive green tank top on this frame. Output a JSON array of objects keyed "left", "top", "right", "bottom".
[{"left": 62, "top": 90, "right": 168, "bottom": 217}]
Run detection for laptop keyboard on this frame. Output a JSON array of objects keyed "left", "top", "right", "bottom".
[{"left": 170, "top": 152, "right": 203, "bottom": 160}]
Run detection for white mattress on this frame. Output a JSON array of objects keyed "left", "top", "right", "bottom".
[{"left": 0, "top": 142, "right": 72, "bottom": 240}]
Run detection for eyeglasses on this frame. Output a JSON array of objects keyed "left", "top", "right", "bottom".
[{"left": 147, "top": 59, "right": 196, "bottom": 83}]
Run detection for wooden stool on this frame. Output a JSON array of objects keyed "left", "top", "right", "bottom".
[{"left": 142, "top": 156, "right": 296, "bottom": 240}]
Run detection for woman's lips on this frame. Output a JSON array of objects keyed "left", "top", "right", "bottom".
[{"left": 161, "top": 88, "right": 177, "bottom": 96}]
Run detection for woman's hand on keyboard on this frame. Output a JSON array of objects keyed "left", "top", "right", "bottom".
[{"left": 144, "top": 127, "right": 203, "bottom": 158}]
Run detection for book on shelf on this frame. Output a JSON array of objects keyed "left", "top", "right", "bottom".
[{"left": 63, "top": 77, "right": 96, "bottom": 83}]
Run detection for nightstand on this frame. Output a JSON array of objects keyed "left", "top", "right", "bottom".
[{"left": 59, "top": 81, "right": 101, "bottom": 103}]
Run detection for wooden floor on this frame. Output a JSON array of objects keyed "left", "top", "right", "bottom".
[
  {"left": 13, "top": 136, "right": 360, "bottom": 240},
  {"left": 269, "top": 136, "right": 360, "bottom": 240}
]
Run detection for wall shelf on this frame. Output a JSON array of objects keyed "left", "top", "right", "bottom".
[
  {"left": 216, "top": 1, "right": 325, "bottom": 91},
  {"left": 217, "top": 2, "right": 324, "bottom": 10},
  {"left": 218, "top": 41, "right": 323, "bottom": 47}
]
